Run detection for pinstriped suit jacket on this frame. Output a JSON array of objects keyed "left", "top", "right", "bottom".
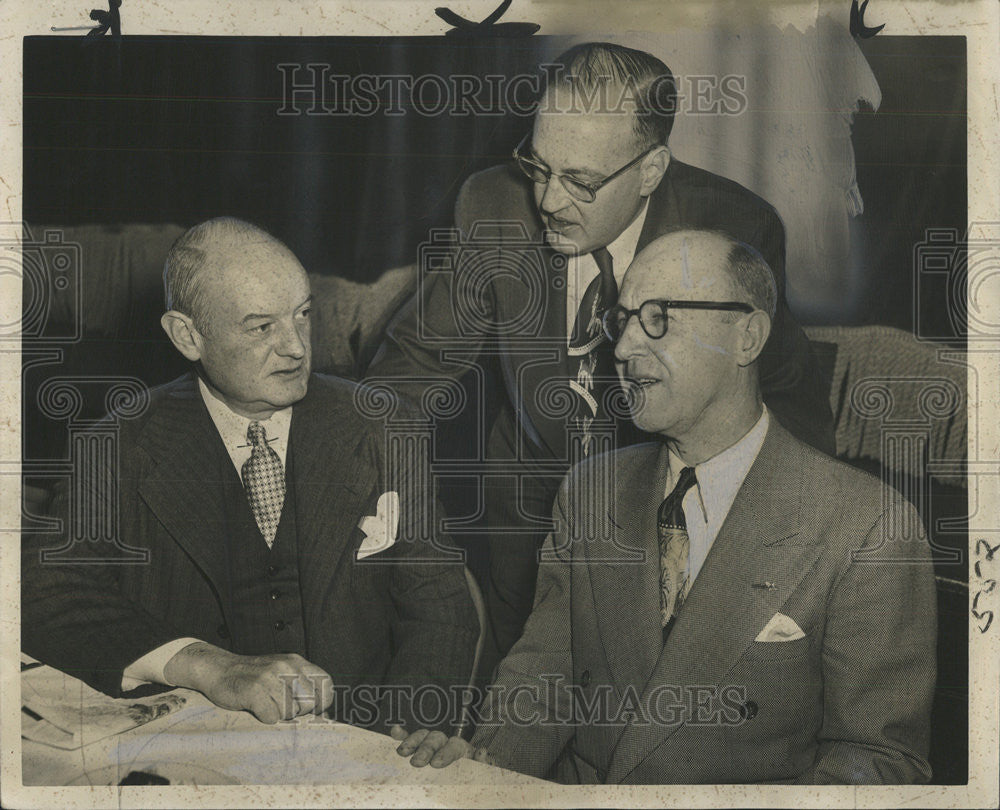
[
  {"left": 471, "top": 419, "right": 937, "bottom": 783},
  {"left": 21, "top": 372, "right": 478, "bottom": 731}
]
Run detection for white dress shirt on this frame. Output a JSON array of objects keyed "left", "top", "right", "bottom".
[
  {"left": 120, "top": 379, "right": 294, "bottom": 690},
  {"left": 196, "top": 377, "right": 293, "bottom": 476},
  {"left": 564, "top": 199, "right": 649, "bottom": 341},
  {"left": 664, "top": 407, "right": 770, "bottom": 586}
]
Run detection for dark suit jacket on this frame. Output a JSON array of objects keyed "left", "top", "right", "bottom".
[
  {"left": 21, "top": 373, "right": 478, "bottom": 732},
  {"left": 370, "top": 159, "right": 834, "bottom": 461},
  {"left": 471, "top": 420, "right": 937, "bottom": 784}
]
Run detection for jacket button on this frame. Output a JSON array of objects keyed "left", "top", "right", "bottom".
[
  {"left": 273, "top": 620, "right": 286, "bottom": 631},
  {"left": 580, "top": 670, "right": 591, "bottom": 687},
  {"left": 740, "top": 700, "right": 759, "bottom": 721},
  {"left": 267, "top": 565, "right": 279, "bottom": 576},
  {"left": 216, "top": 624, "right": 229, "bottom": 639},
  {"left": 270, "top": 589, "right": 282, "bottom": 601}
]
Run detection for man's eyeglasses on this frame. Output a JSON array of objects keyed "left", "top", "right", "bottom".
[
  {"left": 512, "top": 133, "right": 657, "bottom": 204},
  {"left": 602, "top": 299, "right": 755, "bottom": 342}
]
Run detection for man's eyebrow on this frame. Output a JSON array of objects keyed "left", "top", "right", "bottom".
[
  {"left": 530, "top": 147, "right": 600, "bottom": 179},
  {"left": 240, "top": 295, "right": 313, "bottom": 324},
  {"left": 563, "top": 166, "right": 602, "bottom": 180}
]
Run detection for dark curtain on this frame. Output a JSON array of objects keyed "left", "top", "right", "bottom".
[{"left": 24, "top": 35, "right": 553, "bottom": 280}]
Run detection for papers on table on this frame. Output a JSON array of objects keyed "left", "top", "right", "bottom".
[{"left": 21, "top": 657, "right": 188, "bottom": 750}]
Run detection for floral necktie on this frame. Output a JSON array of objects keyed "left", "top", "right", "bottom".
[
  {"left": 657, "top": 466, "right": 698, "bottom": 641},
  {"left": 568, "top": 247, "right": 617, "bottom": 456}
]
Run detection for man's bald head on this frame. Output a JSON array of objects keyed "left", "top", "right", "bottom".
[
  {"left": 163, "top": 217, "right": 296, "bottom": 331},
  {"left": 159, "top": 216, "right": 312, "bottom": 419},
  {"left": 613, "top": 229, "right": 776, "bottom": 458},
  {"left": 625, "top": 230, "right": 776, "bottom": 320}
]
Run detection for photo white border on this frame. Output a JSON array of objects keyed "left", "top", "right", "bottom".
[{"left": 1, "top": 1, "right": 997, "bottom": 807}]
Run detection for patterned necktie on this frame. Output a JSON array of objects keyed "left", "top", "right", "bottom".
[
  {"left": 241, "top": 421, "right": 285, "bottom": 548},
  {"left": 568, "top": 247, "right": 617, "bottom": 456},
  {"left": 657, "top": 466, "right": 698, "bottom": 641}
]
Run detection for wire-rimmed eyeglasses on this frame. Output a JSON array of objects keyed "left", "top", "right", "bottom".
[{"left": 512, "top": 133, "right": 657, "bottom": 204}]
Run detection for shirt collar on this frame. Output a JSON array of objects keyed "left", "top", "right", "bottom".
[
  {"left": 197, "top": 377, "right": 293, "bottom": 458},
  {"left": 667, "top": 406, "right": 770, "bottom": 524}
]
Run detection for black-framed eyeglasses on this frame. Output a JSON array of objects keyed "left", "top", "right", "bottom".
[
  {"left": 512, "top": 133, "right": 656, "bottom": 204},
  {"left": 602, "top": 299, "right": 755, "bottom": 342}
]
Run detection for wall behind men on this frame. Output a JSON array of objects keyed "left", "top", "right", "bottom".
[{"left": 23, "top": 32, "right": 965, "bottom": 341}]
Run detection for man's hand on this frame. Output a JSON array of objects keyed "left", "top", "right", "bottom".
[
  {"left": 163, "top": 642, "right": 333, "bottom": 724},
  {"left": 390, "top": 724, "right": 494, "bottom": 768}
]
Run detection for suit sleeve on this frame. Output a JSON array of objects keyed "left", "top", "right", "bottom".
[
  {"left": 469, "top": 476, "right": 576, "bottom": 778},
  {"left": 368, "top": 426, "right": 480, "bottom": 735},
  {"left": 21, "top": 446, "right": 181, "bottom": 697},
  {"left": 797, "top": 495, "right": 937, "bottom": 784},
  {"left": 364, "top": 175, "right": 493, "bottom": 400}
]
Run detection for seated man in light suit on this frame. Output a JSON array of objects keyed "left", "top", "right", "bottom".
[
  {"left": 369, "top": 41, "right": 835, "bottom": 683},
  {"left": 22, "top": 217, "right": 478, "bottom": 732},
  {"left": 392, "top": 229, "right": 937, "bottom": 783}
]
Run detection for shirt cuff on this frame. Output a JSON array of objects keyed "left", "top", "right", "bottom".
[{"left": 121, "top": 638, "right": 203, "bottom": 691}]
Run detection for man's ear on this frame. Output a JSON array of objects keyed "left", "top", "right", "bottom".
[
  {"left": 639, "top": 145, "right": 670, "bottom": 196},
  {"left": 160, "top": 310, "right": 203, "bottom": 362},
  {"left": 736, "top": 309, "right": 772, "bottom": 367}
]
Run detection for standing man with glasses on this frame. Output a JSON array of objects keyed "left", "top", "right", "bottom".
[
  {"left": 392, "top": 230, "right": 937, "bottom": 785},
  {"left": 368, "top": 42, "right": 835, "bottom": 682}
]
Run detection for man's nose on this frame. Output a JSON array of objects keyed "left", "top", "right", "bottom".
[
  {"left": 613, "top": 314, "right": 645, "bottom": 363},
  {"left": 276, "top": 320, "right": 308, "bottom": 358},
  {"left": 537, "top": 176, "right": 574, "bottom": 215}
]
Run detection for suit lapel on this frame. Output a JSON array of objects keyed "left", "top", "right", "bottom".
[
  {"left": 588, "top": 442, "right": 670, "bottom": 696},
  {"left": 137, "top": 375, "right": 379, "bottom": 616},
  {"left": 607, "top": 422, "right": 824, "bottom": 783},
  {"left": 136, "top": 374, "right": 235, "bottom": 595},
  {"left": 289, "top": 380, "right": 378, "bottom": 578}
]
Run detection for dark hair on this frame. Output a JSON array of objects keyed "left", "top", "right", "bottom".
[
  {"left": 724, "top": 239, "right": 777, "bottom": 320},
  {"left": 163, "top": 217, "right": 288, "bottom": 330},
  {"left": 541, "top": 41, "right": 677, "bottom": 148}
]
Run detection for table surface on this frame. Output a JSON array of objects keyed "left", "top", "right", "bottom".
[{"left": 22, "top": 676, "right": 543, "bottom": 787}]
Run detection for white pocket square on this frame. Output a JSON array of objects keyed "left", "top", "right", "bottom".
[
  {"left": 755, "top": 612, "right": 806, "bottom": 642},
  {"left": 356, "top": 491, "right": 399, "bottom": 560}
]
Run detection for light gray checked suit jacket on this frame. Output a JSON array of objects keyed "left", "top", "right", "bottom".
[{"left": 470, "top": 419, "right": 937, "bottom": 784}]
